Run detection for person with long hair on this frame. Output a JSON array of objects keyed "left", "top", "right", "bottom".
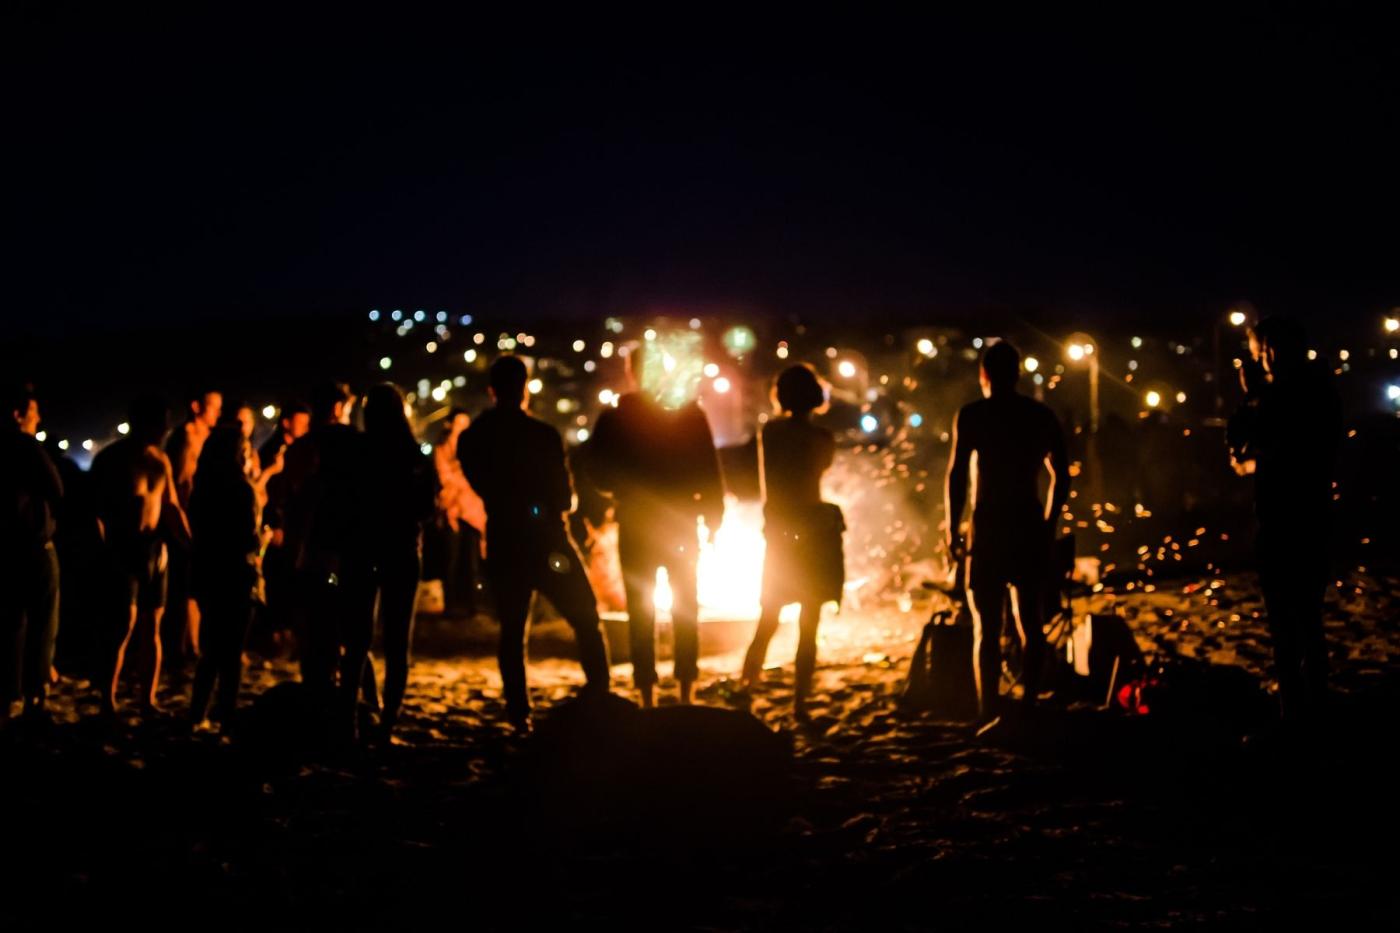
[
  {"left": 188, "top": 425, "right": 265, "bottom": 728},
  {"left": 358, "top": 383, "right": 439, "bottom": 738},
  {"left": 741, "top": 364, "right": 844, "bottom": 719}
]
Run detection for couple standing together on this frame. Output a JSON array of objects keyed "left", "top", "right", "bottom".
[{"left": 457, "top": 353, "right": 842, "bottom": 731}]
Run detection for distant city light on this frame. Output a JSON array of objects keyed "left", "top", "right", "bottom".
[
  {"left": 712, "top": 377, "right": 732, "bottom": 394},
  {"left": 703, "top": 362, "right": 720, "bottom": 378},
  {"left": 82, "top": 439, "right": 94, "bottom": 451},
  {"left": 35, "top": 431, "right": 46, "bottom": 443},
  {"left": 414, "top": 310, "right": 426, "bottom": 322},
  {"left": 598, "top": 389, "right": 617, "bottom": 405},
  {"left": 584, "top": 360, "right": 597, "bottom": 372},
  {"left": 436, "top": 311, "right": 448, "bottom": 323},
  {"left": 600, "top": 341, "right": 615, "bottom": 358},
  {"left": 972, "top": 337, "right": 984, "bottom": 349},
  {"left": 1390, "top": 348, "right": 1398, "bottom": 360},
  {"left": 860, "top": 414, "right": 879, "bottom": 433},
  {"left": 1144, "top": 390, "right": 1162, "bottom": 409},
  {"left": 1067, "top": 344, "right": 1086, "bottom": 362},
  {"left": 260, "top": 405, "right": 276, "bottom": 420},
  {"left": 689, "top": 318, "right": 702, "bottom": 330},
  {"left": 527, "top": 378, "right": 543, "bottom": 395},
  {"left": 1387, "top": 384, "right": 1400, "bottom": 402},
  {"left": 837, "top": 360, "right": 857, "bottom": 379},
  {"left": 776, "top": 343, "right": 790, "bottom": 359},
  {"left": 908, "top": 413, "right": 924, "bottom": 428},
  {"left": 1307, "top": 349, "right": 1318, "bottom": 360},
  {"left": 420, "top": 443, "right": 433, "bottom": 455},
  {"left": 1175, "top": 391, "right": 1188, "bottom": 404},
  {"left": 916, "top": 338, "right": 936, "bottom": 357},
  {"left": 379, "top": 356, "right": 392, "bottom": 370},
  {"left": 1128, "top": 360, "right": 1139, "bottom": 371},
  {"left": 1023, "top": 356, "right": 1039, "bottom": 373},
  {"left": 1385, "top": 317, "right": 1399, "bottom": 334},
  {"left": 1339, "top": 349, "right": 1350, "bottom": 361},
  {"left": 118, "top": 421, "right": 131, "bottom": 434},
  {"left": 57, "top": 440, "right": 69, "bottom": 451},
  {"left": 573, "top": 339, "right": 586, "bottom": 352},
  {"left": 426, "top": 341, "right": 438, "bottom": 353},
  {"left": 369, "top": 309, "right": 380, "bottom": 321},
  {"left": 453, "top": 376, "right": 467, "bottom": 387},
  {"left": 431, "top": 386, "right": 447, "bottom": 402},
  {"left": 1131, "top": 336, "right": 1143, "bottom": 349},
  {"left": 1228, "top": 310, "right": 1247, "bottom": 327},
  {"left": 460, "top": 314, "right": 473, "bottom": 326},
  {"left": 576, "top": 427, "right": 591, "bottom": 442},
  {"left": 391, "top": 310, "right": 403, "bottom": 321},
  {"left": 463, "top": 349, "right": 478, "bottom": 363},
  {"left": 473, "top": 332, "right": 486, "bottom": 345},
  {"left": 644, "top": 328, "right": 657, "bottom": 341},
  {"left": 825, "top": 347, "right": 838, "bottom": 359}
]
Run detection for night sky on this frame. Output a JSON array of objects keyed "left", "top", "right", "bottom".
[{"left": 10, "top": 6, "right": 1398, "bottom": 334}]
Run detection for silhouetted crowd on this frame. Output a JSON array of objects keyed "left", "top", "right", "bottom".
[{"left": 1, "top": 317, "right": 1342, "bottom": 743}]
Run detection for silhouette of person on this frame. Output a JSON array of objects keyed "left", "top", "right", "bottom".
[
  {"left": 356, "top": 383, "right": 439, "bottom": 739},
  {"left": 256, "top": 401, "right": 310, "bottom": 650},
  {"left": 741, "top": 364, "right": 843, "bottom": 718},
  {"left": 431, "top": 407, "right": 486, "bottom": 616},
  {"left": 90, "top": 396, "right": 191, "bottom": 716},
  {"left": 588, "top": 345, "right": 724, "bottom": 707},
  {"left": 281, "top": 381, "right": 374, "bottom": 736},
  {"left": 945, "top": 340, "right": 1070, "bottom": 729},
  {"left": 188, "top": 425, "right": 265, "bottom": 729},
  {"left": 456, "top": 356, "right": 610, "bottom": 732},
  {"left": 1, "top": 383, "right": 64, "bottom": 727},
  {"left": 164, "top": 388, "right": 223, "bottom": 666},
  {"left": 1233, "top": 317, "right": 1342, "bottom": 725}
]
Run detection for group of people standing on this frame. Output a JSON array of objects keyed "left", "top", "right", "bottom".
[
  {"left": 2, "top": 347, "right": 846, "bottom": 738},
  {"left": 3, "top": 315, "right": 1340, "bottom": 742}
]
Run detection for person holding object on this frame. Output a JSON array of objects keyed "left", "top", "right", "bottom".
[{"left": 945, "top": 340, "right": 1070, "bottom": 733}]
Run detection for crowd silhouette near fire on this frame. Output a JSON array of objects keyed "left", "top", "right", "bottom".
[{"left": 2, "top": 318, "right": 1341, "bottom": 746}]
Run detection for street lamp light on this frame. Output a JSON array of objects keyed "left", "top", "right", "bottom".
[
  {"left": 1064, "top": 333, "right": 1099, "bottom": 431},
  {"left": 1385, "top": 316, "right": 1399, "bottom": 335}
]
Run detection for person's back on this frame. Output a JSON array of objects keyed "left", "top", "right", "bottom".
[
  {"left": 1, "top": 425, "right": 62, "bottom": 556},
  {"left": 282, "top": 422, "right": 370, "bottom": 570},
  {"left": 591, "top": 394, "right": 722, "bottom": 530},
  {"left": 1251, "top": 359, "right": 1340, "bottom": 530},
  {"left": 760, "top": 414, "right": 834, "bottom": 524},
  {"left": 457, "top": 406, "right": 572, "bottom": 546},
  {"left": 958, "top": 393, "right": 1063, "bottom": 524}
]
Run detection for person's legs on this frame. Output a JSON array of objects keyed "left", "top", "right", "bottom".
[
  {"left": 335, "top": 571, "right": 376, "bottom": 740},
  {"left": 537, "top": 538, "right": 610, "bottom": 697},
  {"left": 143, "top": 606, "right": 165, "bottom": 710},
  {"left": 668, "top": 553, "right": 700, "bottom": 703},
  {"left": 488, "top": 558, "right": 535, "bottom": 722},
  {"left": 0, "top": 563, "right": 22, "bottom": 722},
  {"left": 1259, "top": 555, "right": 1305, "bottom": 722},
  {"left": 379, "top": 549, "right": 422, "bottom": 730},
  {"left": 1008, "top": 577, "right": 1046, "bottom": 706},
  {"left": 793, "top": 601, "right": 823, "bottom": 714},
  {"left": 297, "top": 573, "right": 339, "bottom": 704},
  {"left": 742, "top": 605, "right": 782, "bottom": 685},
  {"left": 618, "top": 530, "right": 657, "bottom": 704},
  {"left": 189, "top": 601, "right": 220, "bottom": 723},
  {"left": 965, "top": 582, "right": 1008, "bottom": 721},
  {"left": 214, "top": 602, "right": 253, "bottom": 721},
  {"left": 1298, "top": 569, "right": 1330, "bottom": 719},
  {"left": 20, "top": 543, "right": 60, "bottom": 714}
]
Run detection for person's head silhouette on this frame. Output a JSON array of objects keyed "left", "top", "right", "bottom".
[
  {"left": 490, "top": 355, "right": 530, "bottom": 409},
  {"left": 127, "top": 395, "right": 170, "bottom": 446},
  {"left": 1250, "top": 316, "right": 1308, "bottom": 381},
  {"left": 979, "top": 340, "right": 1021, "bottom": 397},
  {"left": 772, "top": 363, "right": 829, "bottom": 416}
]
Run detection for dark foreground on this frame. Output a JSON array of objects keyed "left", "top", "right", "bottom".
[{"left": 3, "top": 571, "right": 1398, "bottom": 930}]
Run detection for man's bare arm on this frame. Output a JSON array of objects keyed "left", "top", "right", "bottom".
[{"left": 944, "top": 410, "right": 972, "bottom": 553}]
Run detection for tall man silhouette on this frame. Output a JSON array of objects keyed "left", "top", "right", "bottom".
[
  {"left": 1232, "top": 316, "right": 1341, "bottom": 726},
  {"left": 457, "top": 356, "right": 610, "bottom": 732},
  {"left": 945, "top": 340, "right": 1070, "bottom": 729}
]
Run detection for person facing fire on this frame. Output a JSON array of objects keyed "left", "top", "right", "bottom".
[
  {"left": 587, "top": 334, "right": 725, "bottom": 707},
  {"left": 456, "top": 356, "right": 610, "bottom": 733},
  {"left": 741, "top": 364, "right": 843, "bottom": 720},
  {"left": 1232, "top": 316, "right": 1341, "bottom": 728},
  {"left": 945, "top": 339, "right": 1070, "bottom": 732}
]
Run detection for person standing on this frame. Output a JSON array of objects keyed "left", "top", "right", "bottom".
[
  {"left": 281, "top": 382, "right": 372, "bottom": 735},
  {"left": 1, "top": 384, "right": 64, "bottom": 727},
  {"left": 188, "top": 425, "right": 265, "bottom": 728},
  {"left": 164, "top": 388, "right": 223, "bottom": 669},
  {"left": 1232, "top": 317, "right": 1342, "bottom": 727},
  {"left": 457, "top": 357, "right": 610, "bottom": 732},
  {"left": 945, "top": 341, "right": 1070, "bottom": 731},
  {"left": 256, "top": 401, "right": 310, "bottom": 650},
  {"left": 588, "top": 347, "right": 724, "bottom": 707},
  {"left": 431, "top": 408, "right": 486, "bottom": 616},
  {"left": 357, "top": 384, "right": 439, "bottom": 738},
  {"left": 90, "top": 396, "right": 190, "bottom": 717},
  {"left": 740, "top": 365, "right": 843, "bottom": 719}
]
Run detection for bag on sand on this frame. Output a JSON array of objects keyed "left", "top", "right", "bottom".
[{"left": 901, "top": 609, "right": 978, "bottom": 719}]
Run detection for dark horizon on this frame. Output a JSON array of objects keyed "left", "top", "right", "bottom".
[{"left": 10, "top": 6, "right": 1398, "bottom": 334}]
